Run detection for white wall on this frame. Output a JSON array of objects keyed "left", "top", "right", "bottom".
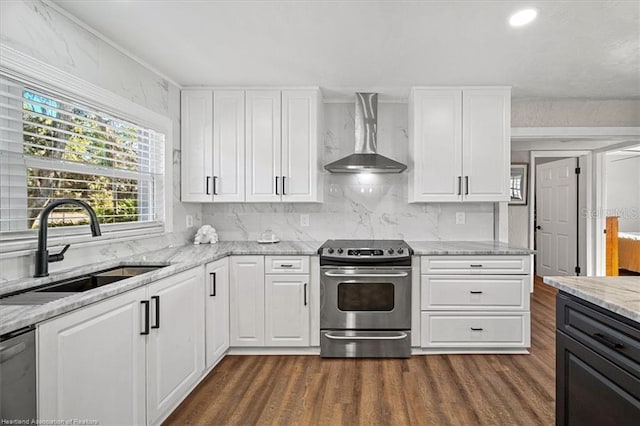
[
  {"left": 606, "top": 154, "right": 640, "bottom": 232},
  {"left": 0, "top": 0, "right": 200, "bottom": 282}
]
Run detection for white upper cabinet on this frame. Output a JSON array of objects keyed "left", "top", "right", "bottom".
[
  {"left": 181, "top": 89, "right": 245, "bottom": 203},
  {"left": 409, "top": 87, "right": 511, "bottom": 202},
  {"left": 408, "top": 89, "right": 462, "bottom": 202},
  {"left": 281, "top": 89, "right": 322, "bottom": 202},
  {"left": 462, "top": 88, "right": 511, "bottom": 202},
  {"left": 213, "top": 90, "right": 246, "bottom": 202},
  {"left": 182, "top": 87, "right": 322, "bottom": 203},
  {"left": 245, "top": 90, "right": 282, "bottom": 202},
  {"left": 181, "top": 90, "right": 213, "bottom": 202}
]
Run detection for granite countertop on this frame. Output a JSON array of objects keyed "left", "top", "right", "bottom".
[
  {"left": 0, "top": 240, "right": 533, "bottom": 335},
  {"left": 543, "top": 276, "right": 640, "bottom": 323},
  {"left": 408, "top": 240, "right": 534, "bottom": 255}
]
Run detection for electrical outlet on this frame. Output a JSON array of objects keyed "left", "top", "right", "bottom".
[
  {"left": 455, "top": 212, "right": 466, "bottom": 225},
  {"left": 300, "top": 214, "right": 310, "bottom": 227},
  {"left": 186, "top": 215, "right": 194, "bottom": 228}
]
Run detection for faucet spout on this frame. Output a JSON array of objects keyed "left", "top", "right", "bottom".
[{"left": 34, "top": 199, "right": 102, "bottom": 277}]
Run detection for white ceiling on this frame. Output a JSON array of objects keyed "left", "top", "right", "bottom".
[{"left": 53, "top": 0, "right": 640, "bottom": 99}]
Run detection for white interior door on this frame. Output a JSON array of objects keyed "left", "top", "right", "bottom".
[{"left": 536, "top": 158, "right": 578, "bottom": 277}]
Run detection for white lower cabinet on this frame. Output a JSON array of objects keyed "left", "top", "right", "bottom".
[
  {"left": 204, "top": 257, "right": 230, "bottom": 367},
  {"left": 230, "top": 255, "right": 310, "bottom": 348},
  {"left": 229, "top": 256, "right": 265, "bottom": 346},
  {"left": 37, "top": 267, "right": 205, "bottom": 426},
  {"left": 38, "top": 286, "right": 147, "bottom": 426},
  {"left": 421, "top": 312, "right": 531, "bottom": 348},
  {"left": 265, "top": 275, "right": 309, "bottom": 346},
  {"left": 420, "top": 255, "right": 532, "bottom": 352},
  {"left": 146, "top": 268, "right": 205, "bottom": 424}
]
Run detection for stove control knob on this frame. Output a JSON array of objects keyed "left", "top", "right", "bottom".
[
  {"left": 327, "top": 248, "right": 334, "bottom": 254},
  {"left": 337, "top": 248, "right": 344, "bottom": 254},
  {"left": 387, "top": 248, "right": 395, "bottom": 255},
  {"left": 397, "top": 248, "right": 404, "bottom": 254}
]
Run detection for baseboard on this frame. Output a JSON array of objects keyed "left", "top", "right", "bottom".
[
  {"left": 412, "top": 348, "right": 531, "bottom": 355},
  {"left": 228, "top": 347, "right": 321, "bottom": 355}
]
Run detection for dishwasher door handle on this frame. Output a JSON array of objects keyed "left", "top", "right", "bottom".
[{"left": 0, "top": 342, "right": 27, "bottom": 363}]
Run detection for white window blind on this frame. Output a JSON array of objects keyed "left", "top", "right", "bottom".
[{"left": 0, "top": 74, "right": 165, "bottom": 238}]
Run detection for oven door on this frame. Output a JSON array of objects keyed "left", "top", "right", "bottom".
[{"left": 320, "top": 267, "right": 411, "bottom": 330}]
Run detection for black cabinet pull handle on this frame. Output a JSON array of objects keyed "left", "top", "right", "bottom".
[
  {"left": 470, "top": 327, "right": 483, "bottom": 331},
  {"left": 304, "top": 283, "right": 307, "bottom": 306},
  {"left": 457, "top": 176, "right": 462, "bottom": 195},
  {"left": 151, "top": 296, "right": 160, "bottom": 329},
  {"left": 593, "top": 332, "right": 624, "bottom": 350},
  {"left": 140, "top": 300, "right": 150, "bottom": 335},
  {"left": 210, "top": 272, "right": 217, "bottom": 297},
  {"left": 465, "top": 176, "right": 469, "bottom": 195},
  {"left": 275, "top": 176, "right": 279, "bottom": 195},
  {"left": 470, "top": 264, "right": 483, "bottom": 268},
  {"left": 205, "top": 176, "right": 211, "bottom": 195},
  {"left": 470, "top": 291, "right": 483, "bottom": 294},
  {"left": 213, "top": 176, "right": 218, "bottom": 195},
  {"left": 282, "top": 176, "right": 286, "bottom": 195},
  {"left": 280, "top": 264, "right": 293, "bottom": 268}
]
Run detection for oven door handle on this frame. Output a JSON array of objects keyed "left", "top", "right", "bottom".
[
  {"left": 324, "top": 332, "right": 408, "bottom": 340},
  {"left": 323, "top": 271, "right": 409, "bottom": 278}
]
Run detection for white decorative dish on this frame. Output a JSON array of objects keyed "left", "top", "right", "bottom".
[{"left": 257, "top": 238, "right": 280, "bottom": 244}]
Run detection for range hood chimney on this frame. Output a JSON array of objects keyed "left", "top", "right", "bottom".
[{"left": 324, "top": 93, "right": 407, "bottom": 173}]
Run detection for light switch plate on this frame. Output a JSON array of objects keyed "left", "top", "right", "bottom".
[
  {"left": 300, "top": 214, "right": 310, "bottom": 227},
  {"left": 455, "top": 212, "right": 466, "bottom": 225},
  {"left": 186, "top": 215, "right": 194, "bottom": 228}
]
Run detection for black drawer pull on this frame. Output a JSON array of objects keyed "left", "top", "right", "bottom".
[
  {"left": 470, "top": 327, "right": 484, "bottom": 331},
  {"left": 470, "top": 291, "right": 483, "bottom": 294},
  {"left": 593, "top": 332, "right": 624, "bottom": 350},
  {"left": 280, "top": 264, "right": 293, "bottom": 268},
  {"left": 470, "top": 264, "right": 483, "bottom": 268}
]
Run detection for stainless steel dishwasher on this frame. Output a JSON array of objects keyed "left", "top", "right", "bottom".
[{"left": 0, "top": 326, "right": 36, "bottom": 421}]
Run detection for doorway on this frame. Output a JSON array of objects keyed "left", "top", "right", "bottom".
[{"left": 529, "top": 150, "right": 590, "bottom": 279}]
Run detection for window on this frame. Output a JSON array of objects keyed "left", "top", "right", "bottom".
[{"left": 0, "top": 74, "right": 165, "bottom": 240}]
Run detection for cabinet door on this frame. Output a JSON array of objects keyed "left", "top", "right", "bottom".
[
  {"left": 147, "top": 267, "right": 205, "bottom": 424},
  {"left": 230, "top": 256, "right": 265, "bottom": 346},
  {"left": 409, "top": 89, "right": 462, "bottom": 202},
  {"left": 181, "top": 90, "right": 213, "bottom": 202},
  {"left": 204, "top": 257, "right": 230, "bottom": 368},
  {"left": 462, "top": 88, "right": 510, "bottom": 202},
  {"left": 245, "top": 91, "right": 282, "bottom": 202},
  {"left": 38, "top": 286, "right": 147, "bottom": 426},
  {"left": 281, "top": 89, "right": 320, "bottom": 202},
  {"left": 265, "top": 274, "right": 310, "bottom": 346},
  {"left": 213, "top": 90, "right": 245, "bottom": 202},
  {"left": 557, "top": 331, "right": 640, "bottom": 425}
]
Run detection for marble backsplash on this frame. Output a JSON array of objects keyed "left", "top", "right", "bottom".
[{"left": 202, "top": 103, "right": 496, "bottom": 241}]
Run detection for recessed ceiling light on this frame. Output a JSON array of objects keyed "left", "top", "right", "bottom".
[{"left": 509, "top": 9, "right": 538, "bottom": 27}]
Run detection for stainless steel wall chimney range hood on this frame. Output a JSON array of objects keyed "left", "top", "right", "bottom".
[{"left": 324, "top": 93, "right": 407, "bottom": 173}]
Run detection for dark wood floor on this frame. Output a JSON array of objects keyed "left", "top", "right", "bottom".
[{"left": 165, "top": 278, "right": 557, "bottom": 426}]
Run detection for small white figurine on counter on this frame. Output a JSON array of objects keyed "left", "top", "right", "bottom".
[{"left": 194, "top": 225, "right": 218, "bottom": 244}]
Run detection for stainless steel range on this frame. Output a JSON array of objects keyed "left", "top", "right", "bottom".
[{"left": 318, "top": 239, "right": 413, "bottom": 358}]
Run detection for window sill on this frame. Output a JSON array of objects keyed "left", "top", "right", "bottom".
[{"left": 0, "top": 224, "right": 166, "bottom": 258}]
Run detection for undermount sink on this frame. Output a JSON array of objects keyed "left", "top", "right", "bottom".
[{"left": 0, "top": 264, "right": 168, "bottom": 305}]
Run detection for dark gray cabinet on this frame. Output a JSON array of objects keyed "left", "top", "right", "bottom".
[{"left": 556, "top": 293, "right": 640, "bottom": 425}]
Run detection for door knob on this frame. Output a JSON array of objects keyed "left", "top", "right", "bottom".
[{"left": 535, "top": 225, "right": 542, "bottom": 230}]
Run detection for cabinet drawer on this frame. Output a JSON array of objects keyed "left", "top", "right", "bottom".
[
  {"left": 557, "top": 293, "right": 640, "bottom": 375},
  {"left": 265, "top": 256, "right": 309, "bottom": 274},
  {"left": 421, "top": 255, "right": 530, "bottom": 275},
  {"left": 421, "top": 275, "right": 529, "bottom": 310},
  {"left": 421, "top": 312, "right": 530, "bottom": 348}
]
